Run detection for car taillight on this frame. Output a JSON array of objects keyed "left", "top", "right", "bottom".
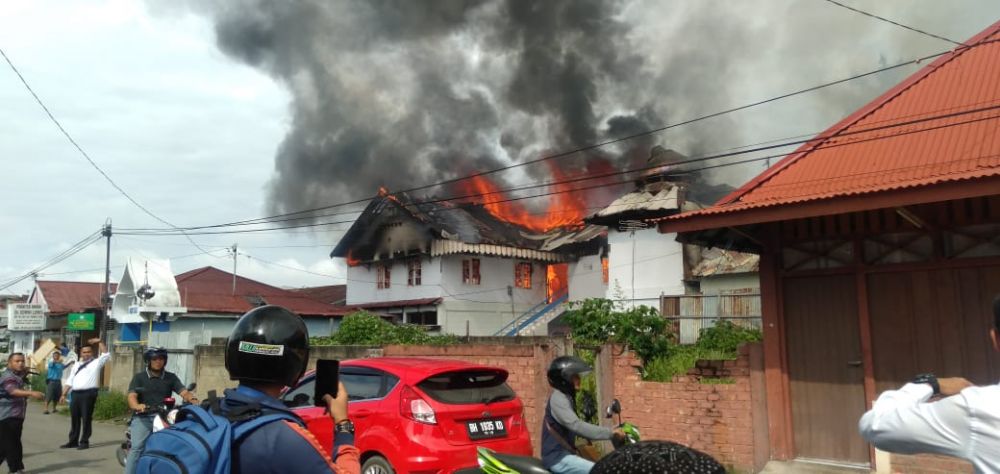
[{"left": 400, "top": 385, "right": 436, "bottom": 425}]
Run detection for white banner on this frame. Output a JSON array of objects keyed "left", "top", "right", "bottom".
[{"left": 8, "top": 303, "right": 46, "bottom": 331}]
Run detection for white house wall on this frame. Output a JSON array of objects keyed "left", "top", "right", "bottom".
[
  {"left": 345, "top": 256, "right": 445, "bottom": 305},
  {"left": 607, "top": 228, "right": 685, "bottom": 308},
  {"left": 568, "top": 254, "right": 607, "bottom": 302}
]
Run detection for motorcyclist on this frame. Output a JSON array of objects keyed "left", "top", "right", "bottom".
[
  {"left": 221, "top": 305, "right": 359, "bottom": 473},
  {"left": 542, "top": 356, "right": 622, "bottom": 474},
  {"left": 124, "top": 347, "right": 197, "bottom": 474}
]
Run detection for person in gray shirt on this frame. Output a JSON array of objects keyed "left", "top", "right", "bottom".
[{"left": 542, "top": 356, "right": 623, "bottom": 474}]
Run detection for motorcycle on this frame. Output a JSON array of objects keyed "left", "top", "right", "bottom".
[
  {"left": 116, "top": 383, "right": 196, "bottom": 467},
  {"left": 473, "top": 399, "right": 639, "bottom": 474}
]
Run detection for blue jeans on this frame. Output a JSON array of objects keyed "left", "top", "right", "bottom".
[
  {"left": 550, "top": 454, "right": 594, "bottom": 474},
  {"left": 124, "top": 415, "right": 154, "bottom": 474}
]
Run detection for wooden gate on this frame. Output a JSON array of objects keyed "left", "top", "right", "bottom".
[
  {"left": 784, "top": 274, "right": 869, "bottom": 465},
  {"left": 868, "top": 265, "right": 1000, "bottom": 393}
]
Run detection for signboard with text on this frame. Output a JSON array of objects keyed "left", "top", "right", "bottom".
[
  {"left": 67, "top": 312, "right": 96, "bottom": 331},
  {"left": 8, "top": 304, "right": 46, "bottom": 331}
]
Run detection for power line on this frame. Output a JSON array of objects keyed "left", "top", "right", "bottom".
[
  {"left": 117, "top": 101, "right": 1000, "bottom": 237},
  {"left": 821, "top": 0, "right": 964, "bottom": 46},
  {"left": 187, "top": 39, "right": 996, "bottom": 230},
  {"left": 0, "top": 230, "right": 104, "bottom": 291},
  {"left": 0, "top": 47, "right": 217, "bottom": 257}
]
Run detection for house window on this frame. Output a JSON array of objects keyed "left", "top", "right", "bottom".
[
  {"left": 462, "top": 258, "right": 481, "bottom": 285},
  {"left": 407, "top": 311, "right": 438, "bottom": 326},
  {"left": 377, "top": 264, "right": 391, "bottom": 289},
  {"left": 407, "top": 259, "right": 422, "bottom": 286},
  {"left": 515, "top": 262, "right": 532, "bottom": 289},
  {"left": 601, "top": 256, "right": 609, "bottom": 284}
]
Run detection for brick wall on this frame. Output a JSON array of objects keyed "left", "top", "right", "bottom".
[
  {"left": 383, "top": 340, "right": 563, "bottom": 455},
  {"left": 606, "top": 343, "right": 764, "bottom": 472},
  {"left": 890, "top": 453, "right": 973, "bottom": 473}
]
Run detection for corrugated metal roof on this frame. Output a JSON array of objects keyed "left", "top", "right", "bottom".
[
  {"left": 35, "top": 281, "right": 117, "bottom": 315},
  {"left": 691, "top": 248, "right": 760, "bottom": 277},
  {"left": 661, "top": 19, "right": 1000, "bottom": 225},
  {"left": 174, "top": 267, "right": 342, "bottom": 317},
  {"left": 593, "top": 185, "right": 680, "bottom": 218}
]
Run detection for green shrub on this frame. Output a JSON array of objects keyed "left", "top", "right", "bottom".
[
  {"left": 311, "top": 311, "right": 459, "bottom": 346},
  {"left": 697, "top": 320, "right": 762, "bottom": 356},
  {"left": 93, "top": 389, "right": 130, "bottom": 420},
  {"left": 29, "top": 368, "right": 48, "bottom": 393}
]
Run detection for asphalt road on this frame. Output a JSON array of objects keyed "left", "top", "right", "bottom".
[{"left": 12, "top": 399, "right": 125, "bottom": 473}]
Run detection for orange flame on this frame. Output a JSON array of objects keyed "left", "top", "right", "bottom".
[
  {"left": 546, "top": 264, "right": 568, "bottom": 302},
  {"left": 458, "top": 161, "right": 588, "bottom": 232},
  {"left": 346, "top": 250, "right": 361, "bottom": 267}
]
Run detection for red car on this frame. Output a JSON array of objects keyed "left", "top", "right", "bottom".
[{"left": 281, "top": 357, "right": 533, "bottom": 474}]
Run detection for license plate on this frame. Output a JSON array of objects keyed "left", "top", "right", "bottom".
[{"left": 466, "top": 418, "right": 507, "bottom": 440}]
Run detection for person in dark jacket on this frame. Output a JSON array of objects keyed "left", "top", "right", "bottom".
[
  {"left": 221, "top": 305, "right": 359, "bottom": 474},
  {"left": 1, "top": 352, "right": 44, "bottom": 474},
  {"left": 542, "top": 356, "right": 622, "bottom": 474}
]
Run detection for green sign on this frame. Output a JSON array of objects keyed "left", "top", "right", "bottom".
[{"left": 67, "top": 312, "right": 95, "bottom": 331}]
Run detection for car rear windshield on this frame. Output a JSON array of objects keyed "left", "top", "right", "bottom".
[{"left": 417, "top": 370, "right": 516, "bottom": 405}]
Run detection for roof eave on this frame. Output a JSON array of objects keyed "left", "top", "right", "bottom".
[{"left": 663, "top": 176, "right": 1000, "bottom": 247}]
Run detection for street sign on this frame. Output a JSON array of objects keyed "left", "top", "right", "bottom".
[
  {"left": 8, "top": 304, "right": 46, "bottom": 331},
  {"left": 67, "top": 312, "right": 96, "bottom": 331}
]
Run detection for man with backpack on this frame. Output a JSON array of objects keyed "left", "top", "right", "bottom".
[
  {"left": 135, "top": 305, "right": 359, "bottom": 474},
  {"left": 124, "top": 347, "right": 198, "bottom": 474}
]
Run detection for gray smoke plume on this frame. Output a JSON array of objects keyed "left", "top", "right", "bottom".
[{"left": 171, "top": 0, "right": 998, "bottom": 216}]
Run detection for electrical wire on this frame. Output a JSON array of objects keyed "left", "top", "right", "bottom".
[
  {"left": 180, "top": 38, "right": 998, "bottom": 230},
  {"left": 0, "top": 47, "right": 217, "bottom": 257},
  {"left": 0, "top": 230, "right": 104, "bottom": 291},
  {"left": 821, "top": 0, "right": 964, "bottom": 46},
  {"left": 117, "top": 102, "right": 1000, "bottom": 236}
]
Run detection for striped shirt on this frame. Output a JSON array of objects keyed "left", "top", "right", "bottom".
[{"left": 66, "top": 352, "right": 111, "bottom": 391}]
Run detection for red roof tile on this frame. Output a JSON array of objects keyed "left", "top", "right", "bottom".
[
  {"left": 174, "top": 267, "right": 341, "bottom": 317},
  {"left": 35, "top": 281, "right": 117, "bottom": 316},
  {"left": 290, "top": 285, "right": 347, "bottom": 305},
  {"left": 662, "top": 20, "right": 1000, "bottom": 227}
]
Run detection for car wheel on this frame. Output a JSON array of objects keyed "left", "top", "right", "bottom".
[{"left": 362, "top": 455, "right": 395, "bottom": 474}]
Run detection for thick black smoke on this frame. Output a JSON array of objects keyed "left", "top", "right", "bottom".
[{"left": 176, "top": 0, "right": 996, "bottom": 216}]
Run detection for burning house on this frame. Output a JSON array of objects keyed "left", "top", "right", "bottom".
[{"left": 330, "top": 187, "right": 603, "bottom": 336}]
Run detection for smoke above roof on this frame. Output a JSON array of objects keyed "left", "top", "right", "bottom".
[{"left": 172, "top": 0, "right": 996, "bottom": 219}]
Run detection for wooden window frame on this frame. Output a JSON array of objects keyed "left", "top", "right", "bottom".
[{"left": 515, "top": 262, "right": 533, "bottom": 289}]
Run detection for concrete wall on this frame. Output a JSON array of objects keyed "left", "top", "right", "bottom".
[
  {"left": 607, "top": 228, "right": 685, "bottom": 307},
  {"left": 568, "top": 254, "right": 607, "bottom": 302}
]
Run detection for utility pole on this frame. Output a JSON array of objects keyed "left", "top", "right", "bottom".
[
  {"left": 101, "top": 219, "right": 112, "bottom": 344},
  {"left": 231, "top": 243, "right": 238, "bottom": 295}
]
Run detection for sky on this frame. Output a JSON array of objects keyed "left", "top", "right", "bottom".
[{"left": 1, "top": 0, "right": 998, "bottom": 297}]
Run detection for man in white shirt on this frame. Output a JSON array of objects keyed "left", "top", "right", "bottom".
[
  {"left": 859, "top": 294, "right": 1000, "bottom": 473},
  {"left": 58, "top": 338, "right": 110, "bottom": 450}
]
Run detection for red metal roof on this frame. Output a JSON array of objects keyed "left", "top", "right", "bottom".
[
  {"left": 35, "top": 281, "right": 117, "bottom": 316},
  {"left": 174, "top": 266, "right": 341, "bottom": 317},
  {"left": 662, "top": 19, "right": 1000, "bottom": 229},
  {"left": 290, "top": 285, "right": 347, "bottom": 305}
]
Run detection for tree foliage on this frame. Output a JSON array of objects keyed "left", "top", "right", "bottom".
[{"left": 311, "top": 311, "right": 458, "bottom": 346}]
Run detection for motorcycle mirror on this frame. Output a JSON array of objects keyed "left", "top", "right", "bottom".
[{"left": 605, "top": 398, "right": 621, "bottom": 418}]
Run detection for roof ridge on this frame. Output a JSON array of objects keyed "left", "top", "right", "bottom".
[{"left": 716, "top": 19, "right": 1000, "bottom": 206}]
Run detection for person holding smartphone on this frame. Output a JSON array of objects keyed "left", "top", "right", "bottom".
[
  {"left": 859, "top": 294, "right": 1000, "bottom": 473},
  {"left": 220, "top": 305, "right": 359, "bottom": 474}
]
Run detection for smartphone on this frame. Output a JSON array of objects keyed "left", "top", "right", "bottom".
[{"left": 313, "top": 359, "right": 340, "bottom": 407}]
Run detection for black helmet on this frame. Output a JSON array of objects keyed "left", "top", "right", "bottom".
[
  {"left": 225, "top": 305, "right": 310, "bottom": 387},
  {"left": 547, "top": 356, "right": 591, "bottom": 396},
  {"left": 143, "top": 347, "right": 168, "bottom": 365}
]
